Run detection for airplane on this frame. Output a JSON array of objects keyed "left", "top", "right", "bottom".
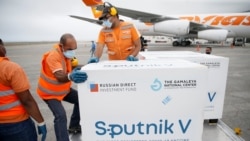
[{"left": 70, "top": 0, "right": 250, "bottom": 46}]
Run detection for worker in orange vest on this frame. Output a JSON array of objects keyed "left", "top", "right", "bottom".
[
  {"left": 37, "top": 33, "right": 88, "bottom": 141},
  {"left": 88, "top": 2, "right": 141, "bottom": 63},
  {"left": 0, "top": 39, "right": 47, "bottom": 141}
]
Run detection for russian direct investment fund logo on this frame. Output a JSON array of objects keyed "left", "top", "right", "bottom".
[
  {"left": 90, "top": 83, "right": 99, "bottom": 92},
  {"left": 150, "top": 78, "right": 162, "bottom": 91}
]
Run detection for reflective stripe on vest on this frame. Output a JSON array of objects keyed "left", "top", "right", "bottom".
[
  {"left": 102, "top": 28, "right": 113, "bottom": 32},
  {"left": 0, "top": 89, "right": 14, "bottom": 96},
  {"left": 102, "top": 24, "right": 133, "bottom": 32},
  {"left": 0, "top": 101, "right": 21, "bottom": 111},
  {"left": 37, "top": 83, "right": 70, "bottom": 95},
  {"left": 40, "top": 73, "right": 64, "bottom": 85},
  {"left": 0, "top": 87, "right": 22, "bottom": 111},
  {"left": 120, "top": 24, "right": 133, "bottom": 30}
]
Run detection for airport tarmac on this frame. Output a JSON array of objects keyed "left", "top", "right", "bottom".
[{"left": 4, "top": 42, "right": 250, "bottom": 141}]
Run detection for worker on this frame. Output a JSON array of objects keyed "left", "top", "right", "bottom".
[
  {"left": 88, "top": 2, "right": 141, "bottom": 63},
  {"left": 0, "top": 38, "right": 47, "bottom": 141},
  {"left": 205, "top": 47, "right": 212, "bottom": 54},
  {"left": 36, "top": 33, "right": 88, "bottom": 141},
  {"left": 90, "top": 40, "right": 96, "bottom": 57}
]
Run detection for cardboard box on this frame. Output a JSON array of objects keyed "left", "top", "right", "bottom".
[
  {"left": 139, "top": 51, "right": 229, "bottom": 120},
  {"left": 78, "top": 60, "right": 208, "bottom": 141}
]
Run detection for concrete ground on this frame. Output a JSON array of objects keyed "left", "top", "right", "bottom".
[{"left": 4, "top": 42, "right": 250, "bottom": 140}]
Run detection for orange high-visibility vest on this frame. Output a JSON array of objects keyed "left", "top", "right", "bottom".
[
  {"left": 37, "top": 45, "right": 72, "bottom": 101},
  {"left": 102, "top": 22, "right": 136, "bottom": 60},
  {"left": 0, "top": 83, "right": 28, "bottom": 123}
]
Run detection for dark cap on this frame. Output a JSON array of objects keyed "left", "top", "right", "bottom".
[{"left": 99, "top": 7, "right": 111, "bottom": 20}]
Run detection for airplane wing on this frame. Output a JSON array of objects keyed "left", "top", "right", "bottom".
[
  {"left": 115, "top": 7, "right": 178, "bottom": 23},
  {"left": 115, "top": 6, "right": 219, "bottom": 33},
  {"left": 70, "top": 15, "right": 103, "bottom": 25}
]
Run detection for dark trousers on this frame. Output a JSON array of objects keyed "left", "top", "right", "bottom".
[
  {"left": 0, "top": 118, "right": 37, "bottom": 141},
  {"left": 45, "top": 88, "right": 80, "bottom": 141}
]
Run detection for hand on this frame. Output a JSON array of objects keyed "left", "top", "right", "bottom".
[
  {"left": 69, "top": 67, "right": 88, "bottom": 83},
  {"left": 88, "top": 57, "right": 99, "bottom": 64},
  {"left": 37, "top": 123, "right": 47, "bottom": 141},
  {"left": 126, "top": 55, "right": 138, "bottom": 61}
]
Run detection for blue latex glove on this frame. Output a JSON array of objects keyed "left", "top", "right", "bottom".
[
  {"left": 126, "top": 55, "right": 138, "bottom": 61},
  {"left": 69, "top": 67, "right": 88, "bottom": 83},
  {"left": 38, "top": 123, "right": 47, "bottom": 141},
  {"left": 88, "top": 57, "right": 99, "bottom": 64}
]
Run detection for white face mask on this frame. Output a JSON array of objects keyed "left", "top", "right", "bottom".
[
  {"left": 102, "top": 19, "right": 113, "bottom": 28},
  {"left": 63, "top": 49, "right": 75, "bottom": 59}
]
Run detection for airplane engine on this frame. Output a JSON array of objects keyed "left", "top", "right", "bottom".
[
  {"left": 154, "top": 20, "right": 190, "bottom": 35},
  {"left": 198, "top": 29, "right": 228, "bottom": 41}
]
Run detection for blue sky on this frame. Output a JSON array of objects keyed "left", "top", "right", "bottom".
[{"left": 0, "top": 0, "right": 249, "bottom": 42}]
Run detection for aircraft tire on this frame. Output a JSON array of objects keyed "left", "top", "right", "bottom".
[{"left": 172, "top": 41, "right": 179, "bottom": 46}]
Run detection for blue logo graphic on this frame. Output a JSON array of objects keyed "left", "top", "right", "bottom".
[
  {"left": 162, "top": 96, "right": 172, "bottom": 105},
  {"left": 151, "top": 78, "right": 162, "bottom": 91}
]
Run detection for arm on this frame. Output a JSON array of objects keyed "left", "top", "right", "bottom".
[
  {"left": 46, "top": 52, "right": 71, "bottom": 82},
  {"left": 54, "top": 67, "right": 87, "bottom": 84},
  {"left": 16, "top": 89, "right": 47, "bottom": 140},
  {"left": 130, "top": 24, "right": 141, "bottom": 57},
  {"left": 131, "top": 38, "right": 141, "bottom": 57},
  {"left": 54, "top": 70, "right": 70, "bottom": 83},
  {"left": 94, "top": 43, "right": 105, "bottom": 59},
  {"left": 49, "top": 55, "right": 86, "bottom": 83},
  {"left": 16, "top": 90, "right": 44, "bottom": 123},
  {"left": 94, "top": 31, "right": 106, "bottom": 59}
]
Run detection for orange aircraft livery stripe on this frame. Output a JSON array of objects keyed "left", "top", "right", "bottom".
[{"left": 180, "top": 15, "right": 250, "bottom": 26}]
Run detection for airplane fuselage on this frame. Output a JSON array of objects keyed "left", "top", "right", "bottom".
[{"left": 135, "top": 13, "right": 250, "bottom": 39}]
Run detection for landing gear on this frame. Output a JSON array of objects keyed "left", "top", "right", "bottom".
[
  {"left": 140, "top": 36, "right": 148, "bottom": 51},
  {"left": 181, "top": 41, "right": 187, "bottom": 46},
  {"left": 172, "top": 41, "right": 179, "bottom": 46},
  {"left": 172, "top": 38, "right": 192, "bottom": 47}
]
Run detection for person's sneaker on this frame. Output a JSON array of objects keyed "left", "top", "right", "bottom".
[{"left": 68, "top": 126, "right": 81, "bottom": 134}]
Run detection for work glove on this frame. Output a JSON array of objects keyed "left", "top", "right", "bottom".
[
  {"left": 126, "top": 55, "right": 138, "bottom": 61},
  {"left": 88, "top": 57, "right": 99, "bottom": 64},
  {"left": 69, "top": 67, "right": 88, "bottom": 83},
  {"left": 37, "top": 122, "right": 47, "bottom": 141}
]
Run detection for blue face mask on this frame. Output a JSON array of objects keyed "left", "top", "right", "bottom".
[
  {"left": 102, "top": 19, "right": 113, "bottom": 28},
  {"left": 63, "top": 50, "right": 75, "bottom": 59}
]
